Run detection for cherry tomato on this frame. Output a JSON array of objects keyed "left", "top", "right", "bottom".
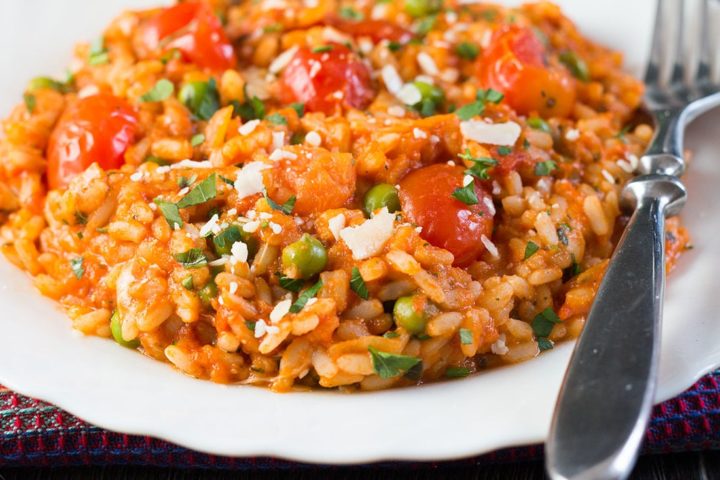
[
  {"left": 280, "top": 44, "right": 374, "bottom": 115},
  {"left": 136, "top": 1, "right": 235, "bottom": 71},
  {"left": 47, "top": 94, "right": 138, "bottom": 190},
  {"left": 399, "top": 164, "right": 495, "bottom": 267},
  {"left": 478, "top": 25, "right": 575, "bottom": 118},
  {"left": 327, "top": 17, "right": 413, "bottom": 44}
]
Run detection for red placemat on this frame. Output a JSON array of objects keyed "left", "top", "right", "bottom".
[{"left": 1, "top": 372, "right": 719, "bottom": 468}]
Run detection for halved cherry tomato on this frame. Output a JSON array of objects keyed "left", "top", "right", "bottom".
[
  {"left": 280, "top": 44, "right": 374, "bottom": 115},
  {"left": 478, "top": 25, "right": 575, "bottom": 118},
  {"left": 136, "top": 1, "right": 235, "bottom": 71},
  {"left": 399, "top": 164, "right": 495, "bottom": 267},
  {"left": 47, "top": 93, "right": 138, "bottom": 190},
  {"left": 326, "top": 17, "right": 413, "bottom": 44}
]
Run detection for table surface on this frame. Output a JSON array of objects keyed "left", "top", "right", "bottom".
[{"left": 1, "top": 450, "right": 718, "bottom": 479}]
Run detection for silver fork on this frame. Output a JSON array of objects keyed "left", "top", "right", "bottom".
[{"left": 546, "top": 1, "right": 720, "bottom": 479}]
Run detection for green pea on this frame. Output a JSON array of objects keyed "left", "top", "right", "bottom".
[
  {"left": 110, "top": 311, "right": 140, "bottom": 349},
  {"left": 282, "top": 234, "right": 328, "bottom": 279},
  {"left": 527, "top": 117, "right": 551, "bottom": 133},
  {"left": 198, "top": 281, "right": 218, "bottom": 307},
  {"left": 364, "top": 184, "right": 401, "bottom": 216},
  {"left": 393, "top": 296, "right": 427, "bottom": 334},
  {"left": 27, "top": 77, "right": 66, "bottom": 93},
  {"left": 404, "top": 0, "right": 441, "bottom": 18},
  {"left": 559, "top": 51, "right": 590, "bottom": 82},
  {"left": 178, "top": 80, "right": 220, "bottom": 120}
]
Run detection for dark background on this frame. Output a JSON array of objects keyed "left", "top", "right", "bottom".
[{"left": 1, "top": 451, "right": 718, "bottom": 479}]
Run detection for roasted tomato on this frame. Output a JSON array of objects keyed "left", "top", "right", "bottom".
[
  {"left": 47, "top": 93, "right": 138, "bottom": 190},
  {"left": 264, "top": 146, "right": 356, "bottom": 216},
  {"left": 136, "top": 1, "right": 235, "bottom": 71},
  {"left": 478, "top": 25, "right": 575, "bottom": 118},
  {"left": 327, "top": 17, "right": 413, "bottom": 44},
  {"left": 279, "top": 44, "right": 374, "bottom": 115},
  {"left": 399, "top": 164, "right": 495, "bottom": 267}
]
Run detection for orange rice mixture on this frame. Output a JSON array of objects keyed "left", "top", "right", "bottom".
[{"left": 0, "top": 0, "right": 690, "bottom": 391}]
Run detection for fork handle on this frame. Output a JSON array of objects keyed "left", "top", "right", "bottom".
[
  {"left": 640, "top": 107, "right": 686, "bottom": 176},
  {"left": 545, "top": 175, "right": 686, "bottom": 480}
]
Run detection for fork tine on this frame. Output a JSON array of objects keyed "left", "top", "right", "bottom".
[
  {"left": 668, "top": 0, "right": 686, "bottom": 86},
  {"left": 644, "top": 0, "right": 685, "bottom": 87},
  {"left": 695, "top": 0, "right": 712, "bottom": 84}
]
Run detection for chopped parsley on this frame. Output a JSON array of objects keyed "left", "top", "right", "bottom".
[
  {"left": 445, "top": 366, "right": 471, "bottom": 378},
  {"left": 368, "top": 346, "right": 422, "bottom": 379},
  {"left": 350, "top": 267, "right": 369, "bottom": 300},
  {"left": 180, "top": 79, "right": 220, "bottom": 121},
  {"left": 289, "top": 280, "right": 323, "bottom": 313},
  {"left": 263, "top": 23, "right": 283, "bottom": 33},
  {"left": 524, "top": 241, "right": 540, "bottom": 259},
  {"left": 459, "top": 328, "right": 473, "bottom": 345},
  {"left": 190, "top": 133, "right": 205, "bottom": 147},
  {"left": 534, "top": 160, "right": 557, "bottom": 176},
  {"left": 451, "top": 179, "right": 479, "bottom": 205},
  {"left": 559, "top": 51, "right": 590, "bottom": 82},
  {"left": 154, "top": 199, "right": 183, "bottom": 229},
  {"left": 212, "top": 225, "right": 243, "bottom": 255},
  {"left": 144, "top": 156, "right": 171, "bottom": 166},
  {"left": 140, "top": 79, "right": 174, "bottom": 103},
  {"left": 233, "top": 89, "right": 266, "bottom": 121},
  {"left": 312, "top": 45, "right": 334, "bottom": 53},
  {"left": 23, "top": 93, "right": 36, "bottom": 113},
  {"left": 177, "top": 174, "right": 197, "bottom": 189},
  {"left": 176, "top": 173, "right": 217, "bottom": 209},
  {"left": 265, "top": 113, "right": 288, "bottom": 125},
  {"left": 415, "top": 14, "right": 438, "bottom": 36},
  {"left": 74, "top": 211, "right": 88, "bottom": 225},
  {"left": 290, "top": 102, "right": 305, "bottom": 117},
  {"left": 496, "top": 146, "right": 512, "bottom": 156},
  {"left": 454, "top": 88, "right": 504, "bottom": 120},
  {"left": 383, "top": 331, "right": 400, "bottom": 339},
  {"left": 265, "top": 192, "right": 296, "bottom": 215},
  {"left": 245, "top": 320, "right": 256, "bottom": 332},
  {"left": 460, "top": 149, "right": 498, "bottom": 180},
  {"left": 278, "top": 274, "right": 304, "bottom": 292},
  {"left": 70, "top": 257, "right": 84, "bottom": 279},
  {"left": 173, "top": 248, "right": 208, "bottom": 269},
  {"left": 456, "top": 42, "right": 479, "bottom": 60},
  {"left": 88, "top": 37, "right": 109, "bottom": 65},
  {"left": 557, "top": 223, "right": 570, "bottom": 246},
  {"left": 532, "top": 307, "right": 561, "bottom": 350},
  {"left": 181, "top": 276, "right": 194, "bottom": 290},
  {"left": 388, "top": 41, "right": 403, "bottom": 52},
  {"left": 339, "top": 6, "right": 364, "bottom": 20}
]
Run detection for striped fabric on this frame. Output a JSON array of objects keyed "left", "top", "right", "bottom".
[{"left": 1, "top": 372, "right": 719, "bottom": 468}]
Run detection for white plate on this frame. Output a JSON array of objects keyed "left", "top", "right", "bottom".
[{"left": 1, "top": 0, "right": 719, "bottom": 464}]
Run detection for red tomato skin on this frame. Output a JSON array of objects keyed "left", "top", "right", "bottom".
[
  {"left": 47, "top": 94, "right": 138, "bottom": 190},
  {"left": 399, "top": 164, "right": 495, "bottom": 267},
  {"left": 478, "top": 25, "right": 576, "bottom": 118},
  {"left": 327, "top": 17, "right": 413, "bottom": 44},
  {"left": 137, "top": 1, "right": 235, "bottom": 71},
  {"left": 280, "top": 44, "right": 375, "bottom": 115}
]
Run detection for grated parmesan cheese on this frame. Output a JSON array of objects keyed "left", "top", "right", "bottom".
[
  {"left": 491, "top": 334, "right": 509, "bottom": 355},
  {"left": 381, "top": 65, "right": 403, "bottom": 94},
  {"left": 565, "top": 128, "right": 580, "bottom": 141},
  {"left": 239, "top": 119, "right": 260, "bottom": 136},
  {"left": 481, "top": 235, "right": 499, "bottom": 258},
  {"left": 339, "top": 207, "right": 396, "bottom": 260},
  {"left": 199, "top": 214, "right": 220, "bottom": 238},
  {"left": 396, "top": 83, "right": 422, "bottom": 105},
  {"left": 268, "top": 45, "right": 299, "bottom": 74},
  {"left": 417, "top": 52, "right": 439, "bottom": 76},
  {"left": 234, "top": 162, "right": 270, "bottom": 200},
  {"left": 270, "top": 299, "right": 292, "bottom": 323},
  {"left": 243, "top": 221, "right": 260, "bottom": 233},
  {"left": 231, "top": 241, "right": 249, "bottom": 264},
  {"left": 460, "top": 120, "right": 521, "bottom": 146},
  {"left": 305, "top": 131, "right": 322, "bottom": 146},
  {"left": 269, "top": 149, "right": 298, "bottom": 161},
  {"left": 413, "top": 128, "right": 427, "bottom": 139},
  {"left": 328, "top": 213, "right": 346, "bottom": 241}
]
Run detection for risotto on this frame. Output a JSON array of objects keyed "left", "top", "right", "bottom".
[{"left": 0, "top": 0, "right": 690, "bottom": 392}]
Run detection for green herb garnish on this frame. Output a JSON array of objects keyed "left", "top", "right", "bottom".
[
  {"left": 459, "top": 328, "right": 473, "bottom": 345},
  {"left": 451, "top": 179, "right": 479, "bottom": 205},
  {"left": 191, "top": 133, "right": 205, "bottom": 147},
  {"left": 532, "top": 307, "right": 561, "bottom": 350},
  {"left": 339, "top": 6, "right": 364, "bottom": 19},
  {"left": 88, "top": 37, "right": 109, "bottom": 65},
  {"left": 312, "top": 45, "right": 334, "bottom": 53},
  {"left": 534, "top": 160, "right": 557, "bottom": 176},
  {"left": 445, "top": 366, "right": 471, "bottom": 378},
  {"left": 265, "top": 113, "right": 288, "bottom": 125},
  {"left": 23, "top": 94, "right": 36, "bottom": 113},
  {"left": 154, "top": 199, "right": 183, "bottom": 229},
  {"left": 524, "top": 241, "right": 540, "bottom": 259},
  {"left": 279, "top": 275, "right": 304, "bottom": 292},
  {"left": 140, "top": 79, "right": 174, "bottom": 102},
  {"left": 173, "top": 248, "right": 208, "bottom": 269},
  {"left": 368, "top": 346, "right": 422, "bottom": 379},
  {"left": 289, "top": 280, "right": 323, "bottom": 313},
  {"left": 176, "top": 173, "right": 217, "bottom": 209},
  {"left": 456, "top": 42, "right": 479, "bottom": 60},
  {"left": 460, "top": 149, "right": 498, "bottom": 180},
  {"left": 264, "top": 192, "right": 296, "bottom": 215},
  {"left": 350, "top": 267, "right": 369, "bottom": 300},
  {"left": 70, "top": 257, "right": 84, "bottom": 279}
]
